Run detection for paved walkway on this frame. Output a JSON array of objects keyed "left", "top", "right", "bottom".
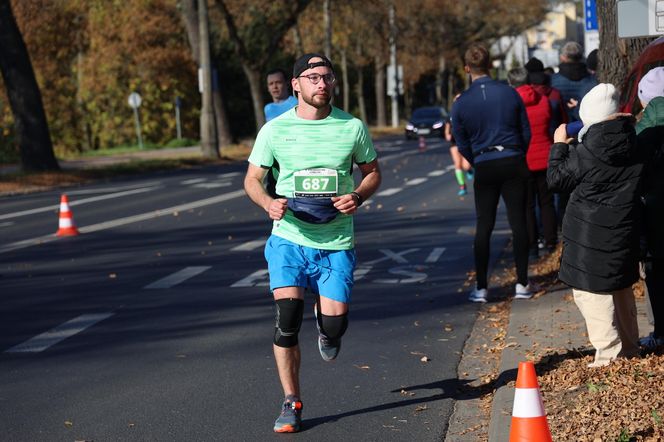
[{"left": 0, "top": 146, "right": 202, "bottom": 175}]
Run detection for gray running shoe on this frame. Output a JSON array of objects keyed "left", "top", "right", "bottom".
[
  {"left": 514, "top": 283, "right": 533, "bottom": 299},
  {"left": 314, "top": 303, "right": 341, "bottom": 361},
  {"left": 273, "top": 395, "right": 303, "bottom": 433},
  {"left": 468, "top": 287, "right": 488, "bottom": 303}
]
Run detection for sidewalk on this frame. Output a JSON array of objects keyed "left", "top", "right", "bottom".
[
  {"left": 446, "top": 280, "right": 652, "bottom": 441},
  {"left": 0, "top": 146, "right": 202, "bottom": 176}
]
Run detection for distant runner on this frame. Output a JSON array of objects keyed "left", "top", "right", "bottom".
[{"left": 244, "top": 53, "right": 381, "bottom": 433}]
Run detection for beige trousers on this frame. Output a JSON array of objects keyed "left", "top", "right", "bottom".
[{"left": 573, "top": 287, "right": 640, "bottom": 367}]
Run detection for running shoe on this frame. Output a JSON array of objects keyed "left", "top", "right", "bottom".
[
  {"left": 273, "top": 395, "right": 303, "bottom": 433},
  {"left": 468, "top": 287, "right": 488, "bottom": 303},
  {"left": 639, "top": 332, "right": 664, "bottom": 350},
  {"left": 466, "top": 169, "right": 474, "bottom": 180},
  {"left": 458, "top": 186, "right": 468, "bottom": 196},
  {"left": 314, "top": 303, "right": 341, "bottom": 361},
  {"left": 514, "top": 283, "right": 533, "bottom": 299}
]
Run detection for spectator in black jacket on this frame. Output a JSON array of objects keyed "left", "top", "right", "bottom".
[
  {"left": 635, "top": 67, "right": 664, "bottom": 350},
  {"left": 547, "top": 83, "right": 643, "bottom": 367}
]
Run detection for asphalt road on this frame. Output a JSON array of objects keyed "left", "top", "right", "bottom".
[{"left": 0, "top": 135, "right": 512, "bottom": 441}]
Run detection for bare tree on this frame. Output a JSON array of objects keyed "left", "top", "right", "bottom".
[
  {"left": 214, "top": 0, "right": 313, "bottom": 131},
  {"left": 596, "top": 0, "right": 654, "bottom": 86},
  {"left": 0, "top": 0, "right": 59, "bottom": 171},
  {"left": 180, "top": 0, "right": 233, "bottom": 150}
]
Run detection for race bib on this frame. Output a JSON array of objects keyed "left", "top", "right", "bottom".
[{"left": 293, "top": 168, "right": 338, "bottom": 198}]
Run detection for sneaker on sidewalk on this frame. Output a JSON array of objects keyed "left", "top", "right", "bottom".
[
  {"left": 457, "top": 185, "right": 468, "bottom": 196},
  {"left": 273, "top": 395, "right": 303, "bottom": 433},
  {"left": 314, "top": 303, "right": 341, "bottom": 361},
  {"left": 466, "top": 169, "right": 474, "bottom": 181},
  {"left": 468, "top": 287, "right": 488, "bottom": 303},
  {"left": 639, "top": 332, "right": 664, "bottom": 351},
  {"left": 514, "top": 283, "right": 533, "bottom": 299}
]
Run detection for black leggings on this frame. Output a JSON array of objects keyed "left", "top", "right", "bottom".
[
  {"left": 645, "top": 259, "right": 664, "bottom": 337},
  {"left": 473, "top": 155, "right": 530, "bottom": 289}
]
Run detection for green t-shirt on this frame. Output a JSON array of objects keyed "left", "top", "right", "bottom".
[{"left": 248, "top": 106, "right": 377, "bottom": 250}]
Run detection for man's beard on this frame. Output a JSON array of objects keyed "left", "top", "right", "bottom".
[{"left": 302, "top": 91, "right": 331, "bottom": 108}]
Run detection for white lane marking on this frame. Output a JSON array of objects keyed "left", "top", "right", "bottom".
[
  {"left": 362, "top": 199, "right": 374, "bottom": 206},
  {"left": 425, "top": 247, "right": 446, "bottom": 263},
  {"left": 366, "top": 248, "right": 420, "bottom": 265},
  {"left": 66, "top": 182, "right": 161, "bottom": 195},
  {"left": 219, "top": 172, "right": 242, "bottom": 178},
  {"left": 0, "top": 189, "right": 246, "bottom": 254},
  {"left": 231, "top": 269, "right": 269, "bottom": 287},
  {"left": 144, "top": 266, "right": 211, "bottom": 289},
  {"left": 231, "top": 238, "right": 267, "bottom": 252},
  {"left": 5, "top": 313, "right": 114, "bottom": 353},
  {"left": 0, "top": 221, "right": 14, "bottom": 227},
  {"left": 0, "top": 186, "right": 159, "bottom": 221},
  {"left": 181, "top": 178, "right": 207, "bottom": 184},
  {"left": 427, "top": 164, "right": 456, "bottom": 177},
  {"left": 353, "top": 266, "right": 372, "bottom": 281},
  {"left": 405, "top": 178, "right": 428, "bottom": 186},
  {"left": 193, "top": 182, "right": 232, "bottom": 189},
  {"left": 376, "top": 188, "right": 402, "bottom": 196}
]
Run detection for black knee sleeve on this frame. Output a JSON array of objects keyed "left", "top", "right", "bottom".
[
  {"left": 274, "top": 298, "right": 304, "bottom": 348},
  {"left": 317, "top": 312, "right": 349, "bottom": 340}
]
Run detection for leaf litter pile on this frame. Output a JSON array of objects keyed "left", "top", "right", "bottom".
[{"left": 457, "top": 244, "right": 664, "bottom": 441}]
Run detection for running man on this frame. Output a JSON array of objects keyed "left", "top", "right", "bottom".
[
  {"left": 444, "top": 94, "right": 473, "bottom": 196},
  {"left": 244, "top": 53, "right": 381, "bottom": 433},
  {"left": 264, "top": 68, "right": 298, "bottom": 122}
]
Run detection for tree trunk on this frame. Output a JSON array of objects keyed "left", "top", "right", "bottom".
[
  {"left": 181, "top": 0, "right": 232, "bottom": 150},
  {"left": 323, "top": 0, "right": 332, "bottom": 59},
  {"left": 0, "top": 0, "right": 58, "bottom": 171},
  {"left": 374, "top": 56, "right": 386, "bottom": 127},
  {"left": 198, "top": 0, "right": 219, "bottom": 158},
  {"left": 341, "top": 49, "right": 349, "bottom": 111},
  {"left": 243, "top": 63, "right": 266, "bottom": 130},
  {"left": 355, "top": 66, "right": 367, "bottom": 123},
  {"left": 292, "top": 24, "right": 304, "bottom": 57},
  {"left": 212, "top": 74, "right": 233, "bottom": 147},
  {"left": 596, "top": 0, "right": 654, "bottom": 86}
]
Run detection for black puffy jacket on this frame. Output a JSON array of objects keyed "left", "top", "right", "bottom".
[{"left": 547, "top": 117, "right": 644, "bottom": 292}]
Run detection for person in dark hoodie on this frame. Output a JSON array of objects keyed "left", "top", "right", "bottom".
[
  {"left": 551, "top": 42, "right": 597, "bottom": 122},
  {"left": 508, "top": 68, "right": 557, "bottom": 258},
  {"left": 451, "top": 44, "right": 532, "bottom": 303},
  {"left": 547, "top": 83, "right": 643, "bottom": 367},
  {"left": 635, "top": 67, "right": 664, "bottom": 350}
]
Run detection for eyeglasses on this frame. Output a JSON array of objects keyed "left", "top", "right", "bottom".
[{"left": 297, "top": 73, "right": 336, "bottom": 85}]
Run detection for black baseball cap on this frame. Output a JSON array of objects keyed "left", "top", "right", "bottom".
[{"left": 293, "top": 53, "right": 334, "bottom": 78}]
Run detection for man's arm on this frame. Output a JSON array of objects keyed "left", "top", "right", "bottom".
[
  {"left": 332, "top": 159, "right": 381, "bottom": 215},
  {"left": 546, "top": 124, "right": 580, "bottom": 193},
  {"left": 244, "top": 163, "right": 287, "bottom": 220},
  {"left": 450, "top": 105, "right": 473, "bottom": 164}
]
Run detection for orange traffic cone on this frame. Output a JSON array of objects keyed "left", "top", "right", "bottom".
[
  {"left": 55, "top": 194, "right": 79, "bottom": 236},
  {"left": 418, "top": 135, "right": 427, "bottom": 152},
  {"left": 509, "top": 361, "right": 552, "bottom": 442}
]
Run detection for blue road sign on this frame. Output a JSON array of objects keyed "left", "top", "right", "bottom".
[{"left": 585, "top": 0, "right": 598, "bottom": 31}]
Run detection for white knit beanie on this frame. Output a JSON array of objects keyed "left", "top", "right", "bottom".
[
  {"left": 579, "top": 83, "right": 619, "bottom": 127},
  {"left": 638, "top": 67, "right": 664, "bottom": 105}
]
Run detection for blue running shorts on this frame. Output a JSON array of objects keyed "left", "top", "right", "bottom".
[{"left": 264, "top": 235, "right": 356, "bottom": 303}]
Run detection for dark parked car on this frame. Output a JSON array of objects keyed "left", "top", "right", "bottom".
[
  {"left": 619, "top": 36, "right": 664, "bottom": 115},
  {"left": 405, "top": 106, "right": 448, "bottom": 140}
]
